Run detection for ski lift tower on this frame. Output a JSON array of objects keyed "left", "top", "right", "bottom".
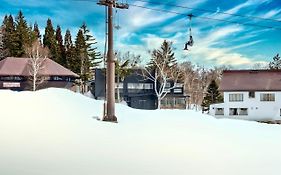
[{"left": 97, "top": 0, "right": 129, "bottom": 122}]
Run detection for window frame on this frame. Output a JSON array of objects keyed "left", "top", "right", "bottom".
[
  {"left": 260, "top": 93, "right": 275, "bottom": 102},
  {"left": 229, "top": 94, "right": 243, "bottom": 102}
]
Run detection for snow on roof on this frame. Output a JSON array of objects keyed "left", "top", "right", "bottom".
[
  {"left": 220, "top": 69, "right": 281, "bottom": 91},
  {"left": 0, "top": 57, "right": 79, "bottom": 77},
  {"left": 0, "top": 88, "right": 281, "bottom": 175}
]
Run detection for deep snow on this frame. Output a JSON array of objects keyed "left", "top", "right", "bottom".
[{"left": 1, "top": 88, "right": 281, "bottom": 175}]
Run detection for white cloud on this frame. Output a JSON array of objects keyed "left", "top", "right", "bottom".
[
  {"left": 261, "top": 9, "right": 281, "bottom": 19},
  {"left": 229, "top": 40, "right": 263, "bottom": 50}
]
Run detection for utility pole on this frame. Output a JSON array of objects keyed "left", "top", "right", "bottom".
[{"left": 98, "top": 0, "right": 128, "bottom": 122}]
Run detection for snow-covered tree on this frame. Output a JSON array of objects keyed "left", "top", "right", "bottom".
[{"left": 25, "top": 40, "right": 49, "bottom": 91}]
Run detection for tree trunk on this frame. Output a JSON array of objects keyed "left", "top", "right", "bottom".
[
  {"left": 33, "top": 74, "right": 36, "bottom": 91},
  {"left": 157, "top": 97, "right": 161, "bottom": 109}
]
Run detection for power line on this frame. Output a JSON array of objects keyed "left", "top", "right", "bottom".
[
  {"left": 129, "top": 4, "right": 281, "bottom": 30},
  {"left": 131, "top": 0, "right": 281, "bottom": 23}
]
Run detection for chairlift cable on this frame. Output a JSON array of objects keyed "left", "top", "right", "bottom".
[
  {"left": 131, "top": 0, "right": 281, "bottom": 23},
  {"left": 128, "top": 4, "right": 281, "bottom": 31}
]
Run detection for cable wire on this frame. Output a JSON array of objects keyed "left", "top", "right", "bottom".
[
  {"left": 129, "top": 4, "right": 281, "bottom": 30},
  {"left": 131, "top": 0, "right": 281, "bottom": 23}
]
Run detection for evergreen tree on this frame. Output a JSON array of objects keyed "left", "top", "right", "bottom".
[
  {"left": 75, "top": 29, "right": 87, "bottom": 76},
  {"left": 64, "top": 29, "right": 73, "bottom": 68},
  {"left": 147, "top": 40, "right": 177, "bottom": 70},
  {"left": 2, "top": 15, "right": 19, "bottom": 57},
  {"left": 201, "top": 80, "right": 223, "bottom": 112},
  {"left": 75, "top": 29, "right": 90, "bottom": 93},
  {"left": 269, "top": 54, "right": 281, "bottom": 69},
  {"left": 80, "top": 22, "right": 102, "bottom": 68},
  {"left": 0, "top": 25, "right": 5, "bottom": 60},
  {"left": 43, "top": 18, "right": 58, "bottom": 61},
  {"left": 15, "top": 10, "right": 32, "bottom": 56},
  {"left": 55, "top": 25, "right": 66, "bottom": 66},
  {"left": 33, "top": 22, "right": 41, "bottom": 40}
]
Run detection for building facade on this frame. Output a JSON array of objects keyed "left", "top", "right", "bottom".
[
  {"left": 0, "top": 57, "right": 79, "bottom": 91},
  {"left": 92, "top": 68, "right": 188, "bottom": 110},
  {"left": 210, "top": 70, "right": 281, "bottom": 121}
]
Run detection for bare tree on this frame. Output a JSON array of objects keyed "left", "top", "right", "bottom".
[
  {"left": 143, "top": 59, "right": 181, "bottom": 109},
  {"left": 25, "top": 40, "right": 49, "bottom": 91},
  {"left": 180, "top": 62, "right": 226, "bottom": 110}
]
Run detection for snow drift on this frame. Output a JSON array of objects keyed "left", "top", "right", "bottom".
[{"left": 0, "top": 88, "right": 281, "bottom": 175}]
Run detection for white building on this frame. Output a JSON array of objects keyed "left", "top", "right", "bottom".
[{"left": 210, "top": 70, "right": 281, "bottom": 121}]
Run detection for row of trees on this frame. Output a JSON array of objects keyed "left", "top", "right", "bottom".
[{"left": 0, "top": 11, "right": 102, "bottom": 92}]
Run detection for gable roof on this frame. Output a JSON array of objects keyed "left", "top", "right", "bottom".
[
  {"left": 0, "top": 57, "right": 79, "bottom": 77},
  {"left": 220, "top": 70, "right": 281, "bottom": 91}
]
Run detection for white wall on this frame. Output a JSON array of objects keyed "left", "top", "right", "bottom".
[{"left": 210, "top": 91, "right": 281, "bottom": 121}]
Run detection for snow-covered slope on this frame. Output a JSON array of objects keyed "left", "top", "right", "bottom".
[{"left": 0, "top": 88, "right": 281, "bottom": 175}]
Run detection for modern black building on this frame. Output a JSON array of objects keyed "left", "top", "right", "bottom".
[{"left": 92, "top": 68, "right": 188, "bottom": 110}]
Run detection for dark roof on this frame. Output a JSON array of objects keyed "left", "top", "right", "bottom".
[
  {"left": 220, "top": 69, "right": 281, "bottom": 91},
  {"left": 0, "top": 57, "right": 79, "bottom": 77}
]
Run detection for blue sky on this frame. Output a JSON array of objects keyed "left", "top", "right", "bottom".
[{"left": 1, "top": 0, "right": 281, "bottom": 68}]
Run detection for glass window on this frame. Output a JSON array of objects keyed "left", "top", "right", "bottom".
[
  {"left": 144, "top": 83, "right": 153, "bottom": 89},
  {"left": 239, "top": 108, "right": 248, "bottom": 115},
  {"left": 260, "top": 93, "right": 275, "bottom": 101},
  {"left": 175, "top": 98, "right": 185, "bottom": 105},
  {"left": 175, "top": 83, "right": 183, "bottom": 88},
  {"left": 249, "top": 91, "right": 255, "bottom": 98},
  {"left": 215, "top": 108, "right": 224, "bottom": 115},
  {"left": 174, "top": 88, "right": 182, "bottom": 93},
  {"left": 229, "top": 108, "right": 238, "bottom": 115},
  {"left": 229, "top": 94, "right": 243, "bottom": 102},
  {"left": 165, "top": 82, "right": 171, "bottom": 88},
  {"left": 127, "top": 83, "right": 153, "bottom": 89}
]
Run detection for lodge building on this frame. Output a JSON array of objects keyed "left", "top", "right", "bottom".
[{"left": 0, "top": 57, "right": 79, "bottom": 91}]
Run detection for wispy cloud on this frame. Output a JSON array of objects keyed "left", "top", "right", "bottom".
[{"left": 261, "top": 9, "right": 281, "bottom": 18}]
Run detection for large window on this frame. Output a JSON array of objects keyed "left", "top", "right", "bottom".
[
  {"left": 127, "top": 83, "right": 153, "bottom": 89},
  {"left": 215, "top": 108, "right": 224, "bottom": 115},
  {"left": 229, "top": 108, "right": 248, "bottom": 116},
  {"left": 161, "top": 97, "right": 186, "bottom": 109},
  {"left": 229, "top": 94, "right": 243, "bottom": 102},
  {"left": 173, "top": 88, "right": 183, "bottom": 93},
  {"left": 239, "top": 108, "right": 248, "bottom": 115},
  {"left": 260, "top": 93, "right": 275, "bottom": 101},
  {"left": 127, "top": 83, "right": 153, "bottom": 93}
]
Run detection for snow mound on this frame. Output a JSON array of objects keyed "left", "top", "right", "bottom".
[{"left": 1, "top": 88, "right": 281, "bottom": 175}]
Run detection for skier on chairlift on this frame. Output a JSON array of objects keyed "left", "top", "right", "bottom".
[{"left": 184, "top": 14, "right": 194, "bottom": 51}]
